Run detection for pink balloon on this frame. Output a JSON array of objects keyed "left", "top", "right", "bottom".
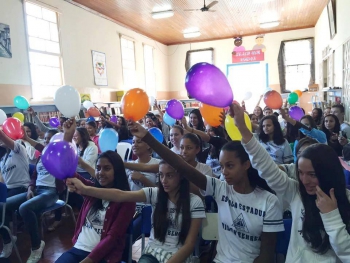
[
  {"left": 185, "top": 63, "right": 233, "bottom": 107},
  {"left": 165, "top": 99, "right": 184, "bottom": 120}
]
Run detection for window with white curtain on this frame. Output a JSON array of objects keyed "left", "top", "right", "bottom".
[
  {"left": 143, "top": 44, "right": 156, "bottom": 97},
  {"left": 121, "top": 37, "right": 137, "bottom": 89},
  {"left": 25, "top": 2, "right": 63, "bottom": 99}
]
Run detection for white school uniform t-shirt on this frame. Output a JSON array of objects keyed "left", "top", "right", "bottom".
[
  {"left": 35, "top": 159, "right": 56, "bottom": 188},
  {"left": 203, "top": 176, "right": 284, "bottom": 263},
  {"left": 0, "top": 141, "right": 30, "bottom": 189},
  {"left": 195, "top": 162, "right": 213, "bottom": 177},
  {"left": 259, "top": 139, "right": 293, "bottom": 165},
  {"left": 75, "top": 200, "right": 110, "bottom": 252},
  {"left": 142, "top": 187, "right": 205, "bottom": 259},
  {"left": 126, "top": 158, "right": 160, "bottom": 191}
]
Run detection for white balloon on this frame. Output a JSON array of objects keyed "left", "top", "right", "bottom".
[
  {"left": 83, "top": 100, "right": 94, "bottom": 109},
  {"left": 243, "top": 91, "right": 252, "bottom": 101},
  {"left": 0, "top": 109, "right": 7, "bottom": 124},
  {"left": 149, "top": 96, "right": 155, "bottom": 106},
  {"left": 54, "top": 85, "right": 81, "bottom": 117}
]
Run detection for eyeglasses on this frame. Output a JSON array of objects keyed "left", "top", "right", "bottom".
[{"left": 157, "top": 172, "right": 177, "bottom": 180}]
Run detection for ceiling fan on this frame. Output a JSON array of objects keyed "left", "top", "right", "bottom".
[{"left": 184, "top": 0, "right": 218, "bottom": 12}]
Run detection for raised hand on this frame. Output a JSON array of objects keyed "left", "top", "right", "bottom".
[
  {"left": 181, "top": 117, "right": 188, "bottom": 130},
  {"left": 127, "top": 120, "right": 148, "bottom": 139},
  {"left": 66, "top": 178, "right": 87, "bottom": 195},
  {"left": 315, "top": 186, "right": 338, "bottom": 214},
  {"left": 27, "top": 107, "right": 35, "bottom": 115},
  {"left": 231, "top": 103, "right": 245, "bottom": 128}
]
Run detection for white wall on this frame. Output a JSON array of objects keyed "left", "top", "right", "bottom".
[
  {"left": 167, "top": 28, "right": 315, "bottom": 98},
  {"left": 0, "top": 0, "right": 169, "bottom": 104},
  {"left": 315, "top": 0, "right": 350, "bottom": 87}
]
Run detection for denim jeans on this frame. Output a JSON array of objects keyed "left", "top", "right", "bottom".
[
  {"left": 19, "top": 186, "right": 58, "bottom": 249},
  {"left": 55, "top": 247, "right": 107, "bottom": 263},
  {"left": 0, "top": 186, "right": 27, "bottom": 243},
  {"left": 0, "top": 186, "right": 58, "bottom": 249},
  {"left": 138, "top": 254, "right": 160, "bottom": 263}
]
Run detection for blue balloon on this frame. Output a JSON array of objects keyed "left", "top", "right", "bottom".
[
  {"left": 99, "top": 128, "right": 119, "bottom": 152},
  {"left": 14, "top": 96, "right": 30, "bottom": 110},
  {"left": 163, "top": 112, "right": 176, "bottom": 126},
  {"left": 149, "top": 127, "right": 163, "bottom": 143},
  {"left": 86, "top": 116, "right": 95, "bottom": 122}
]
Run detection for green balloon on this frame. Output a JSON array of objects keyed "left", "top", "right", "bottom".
[{"left": 288, "top": 92, "right": 298, "bottom": 104}]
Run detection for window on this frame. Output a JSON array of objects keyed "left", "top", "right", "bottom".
[
  {"left": 121, "top": 37, "right": 137, "bottom": 89},
  {"left": 143, "top": 44, "right": 155, "bottom": 97},
  {"left": 278, "top": 38, "right": 314, "bottom": 93},
  {"left": 25, "top": 2, "right": 63, "bottom": 99},
  {"left": 185, "top": 48, "right": 214, "bottom": 71}
]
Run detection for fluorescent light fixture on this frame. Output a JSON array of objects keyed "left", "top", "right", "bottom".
[
  {"left": 183, "top": 27, "right": 201, "bottom": 38},
  {"left": 260, "top": 21, "right": 280, "bottom": 28},
  {"left": 151, "top": 10, "right": 174, "bottom": 19}
]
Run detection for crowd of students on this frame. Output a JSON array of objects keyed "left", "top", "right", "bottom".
[{"left": 0, "top": 98, "right": 350, "bottom": 263}]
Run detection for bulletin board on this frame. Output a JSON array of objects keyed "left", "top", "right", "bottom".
[{"left": 226, "top": 62, "right": 269, "bottom": 113}]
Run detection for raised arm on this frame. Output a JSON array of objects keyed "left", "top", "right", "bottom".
[
  {"left": 66, "top": 177, "right": 146, "bottom": 202},
  {"left": 154, "top": 99, "right": 164, "bottom": 119},
  {"left": 0, "top": 130, "right": 15, "bottom": 151},
  {"left": 124, "top": 162, "right": 159, "bottom": 173},
  {"left": 256, "top": 94, "right": 263, "bottom": 107},
  {"left": 128, "top": 121, "right": 207, "bottom": 191},
  {"left": 78, "top": 157, "right": 96, "bottom": 178},
  {"left": 279, "top": 108, "right": 310, "bottom": 131},
  {"left": 27, "top": 107, "right": 50, "bottom": 133},
  {"left": 181, "top": 117, "right": 210, "bottom": 142},
  {"left": 21, "top": 126, "right": 40, "bottom": 149}
]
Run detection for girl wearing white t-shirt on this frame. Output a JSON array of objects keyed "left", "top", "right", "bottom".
[
  {"left": 67, "top": 159, "right": 205, "bottom": 263},
  {"left": 22, "top": 122, "right": 41, "bottom": 164},
  {"left": 121, "top": 121, "right": 284, "bottom": 263},
  {"left": 170, "top": 125, "right": 183, "bottom": 154},
  {"left": 233, "top": 103, "right": 350, "bottom": 263},
  {"left": 258, "top": 115, "right": 293, "bottom": 164},
  {"left": 73, "top": 127, "right": 98, "bottom": 180}
]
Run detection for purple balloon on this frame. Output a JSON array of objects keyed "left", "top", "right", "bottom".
[
  {"left": 110, "top": 115, "right": 118, "bottom": 123},
  {"left": 41, "top": 141, "right": 78, "bottom": 180},
  {"left": 185, "top": 63, "right": 233, "bottom": 107},
  {"left": 289, "top": 106, "right": 305, "bottom": 121},
  {"left": 50, "top": 132, "right": 64, "bottom": 143},
  {"left": 165, "top": 99, "right": 184, "bottom": 119},
  {"left": 49, "top": 117, "right": 60, "bottom": 128}
]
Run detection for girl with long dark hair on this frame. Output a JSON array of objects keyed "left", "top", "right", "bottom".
[
  {"left": 169, "top": 125, "right": 183, "bottom": 154},
  {"left": 85, "top": 121, "right": 101, "bottom": 154},
  {"left": 312, "top": 108, "right": 323, "bottom": 126},
  {"left": 321, "top": 114, "right": 345, "bottom": 156},
  {"left": 66, "top": 159, "right": 205, "bottom": 263},
  {"left": 253, "top": 106, "right": 264, "bottom": 122},
  {"left": 56, "top": 119, "right": 135, "bottom": 263},
  {"left": 188, "top": 109, "right": 205, "bottom": 132},
  {"left": 258, "top": 115, "right": 293, "bottom": 164},
  {"left": 233, "top": 103, "right": 350, "bottom": 263},
  {"left": 22, "top": 122, "right": 40, "bottom": 164},
  {"left": 73, "top": 127, "right": 98, "bottom": 180},
  {"left": 116, "top": 120, "right": 284, "bottom": 263}
]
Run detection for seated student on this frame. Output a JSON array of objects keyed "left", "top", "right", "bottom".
[
  {"left": 321, "top": 114, "right": 346, "bottom": 156},
  {"left": 22, "top": 122, "right": 41, "bottom": 164},
  {"left": 0, "top": 130, "right": 30, "bottom": 258},
  {"left": 118, "top": 120, "right": 284, "bottom": 263},
  {"left": 56, "top": 119, "right": 135, "bottom": 263},
  {"left": 67, "top": 159, "right": 205, "bottom": 263},
  {"left": 169, "top": 125, "right": 184, "bottom": 154},
  {"left": 4, "top": 129, "right": 64, "bottom": 262},
  {"left": 74, "top": 127, "right": 98, "bottom": 180},
  {"left": 85, "top": 121, "right": 101, "bottom": 154},
  {"left": 258, "top": 115, "right": 293, "bottom": 164},
  {"left": 233, "top": 103, "right": 350, "bottom": 263}
]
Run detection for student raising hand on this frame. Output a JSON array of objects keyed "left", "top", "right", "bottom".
[{"left": 127, "top": 120, "right": 148, "bottom": 138}]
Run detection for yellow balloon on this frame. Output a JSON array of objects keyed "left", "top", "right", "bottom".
[
  {"left": 12, "top": 112, "right": 24, "bottom": 123},
  {"left": 225, "top": 113, "right": 252, "bottom": 141}
]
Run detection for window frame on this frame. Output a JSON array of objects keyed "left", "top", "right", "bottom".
[
  {"left": 120, "top": 36, "right": 137, "bottom": 90},
  {"left": 23, "top": 0, "right": 64, "bottom": 100},
  {"left": 143, "top": 44, "right": 156, "bottom": 97},
  {"left": 185, "top": 48, "right": 214, "bottom": 72}
]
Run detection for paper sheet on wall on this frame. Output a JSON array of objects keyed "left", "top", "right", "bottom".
[
  {"left": 92, "top": 50, "right": 108, "bottom": 86},
  {"left": 227, "top": 62, "right": 268, "bottom": 112}
]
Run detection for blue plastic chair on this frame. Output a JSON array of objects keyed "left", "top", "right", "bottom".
[
  {"left": 0, "top": 183, "right": 22, "bottom": 263},
  {"left": 275, "top": 219, "right": 292, "bottom": 257},
  {"left": 141, "top": 206, "right": 152, "bottom": 251},
  {"left": 39, "top": 191, "right": 76, "bottom": 238}
]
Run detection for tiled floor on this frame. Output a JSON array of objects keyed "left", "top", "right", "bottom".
[{"left": 6, "top": 214, "right": 143, "bottom": 263}]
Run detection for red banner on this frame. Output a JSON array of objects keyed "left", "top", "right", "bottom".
[{"left": 232, "top": 49, "right": 264, "bottom": 63}]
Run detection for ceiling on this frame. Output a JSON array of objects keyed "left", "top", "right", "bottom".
[{"left": 71, "top": 0, "right": 328, "bottom": 45}]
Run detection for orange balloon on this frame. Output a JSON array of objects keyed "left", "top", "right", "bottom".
[
  {"left": 199, "top": 103, "right": 223, "bottom": 127},
  {"left": 263, "top": 90, "right": 283, "bottom": 109},
  {"left": 294, "top": 90, "right": 302, "bottom": 97},
  {"left": 121, "top": 88, "right": 150, "bottom": 121},
  {"left": 87, "top": 107, "right": 101, "bottom": 117}
]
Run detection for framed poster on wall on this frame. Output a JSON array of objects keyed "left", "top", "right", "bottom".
[{"left": 92, "top": 50, "right": 108, "bottom": 86}]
